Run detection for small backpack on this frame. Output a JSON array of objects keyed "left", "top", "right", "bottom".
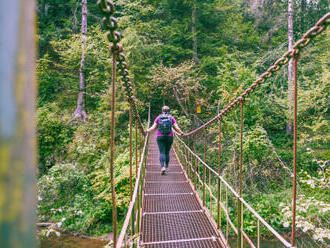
[{"left": 158, "top": 113, "right": 172, "bottom": 135}]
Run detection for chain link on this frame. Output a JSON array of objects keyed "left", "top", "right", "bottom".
[
  {"left": 97, "top": 0, "right": 145, "bottom": 134},
  {"left": 185, "top": 12, "right": 330, "bottom": 136}
]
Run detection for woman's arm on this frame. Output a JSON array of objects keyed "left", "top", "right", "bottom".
[
  {"left": 173, "top": 123, "right": 183, "bottom": 135},
  {"left": 146, "top": 122, "right": 157, "bottom": 133}
]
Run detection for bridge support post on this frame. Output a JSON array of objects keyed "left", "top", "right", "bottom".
[
  {"left": 291, "top": 55, "right": 298, "bottom": 247},
  {"left": 187, "top": 145, "right": 191, "bottom": 179},
  {"left": 195, "top": 160, "right": 199, "bottom": 191},
  {"left": 129, "top": 107, "right": 133, "bottom": 199},
  {"left": 139, "top": 130, "right": 142, "bottom": 164},
  {"left": 237, "top": 101, "right": 244, "bottom": 248},
  {"left": 129, "top": 106, "right": 134, "bottom": 235},
  {"left": 185, "top": 142, "right": 189, "bottom": 170},
  {"left": 203, "top": 130, "right": 206, "bottom": 205},
  {"left": 110, "top": 48, "right": 118, "bottom": 247},
  {"left": 135, "top": 119, "right": 138, "bottom": 177},
  {"left": 217, "top": 118, "right": 222, "bottom": 229}
]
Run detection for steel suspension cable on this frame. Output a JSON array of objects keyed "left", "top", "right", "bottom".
[
  {"left": 174, "top": 15, "right": 329, "bottom": 247},
  {"left": 109, "top": 38, "right": 118, "bottom": 246},
  {"left": 97, "top": 0, "right": 145, "bottom": 135},
  {"left": 97, "top": 1, "right": 149, "bottom": 246},
  {"left": 183, "top": 13, "right": 330, "bottom": 137}
]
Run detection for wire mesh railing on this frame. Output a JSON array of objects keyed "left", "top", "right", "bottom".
[
  {"left": 174, "top": 135, "right": 293, "bottom": 248},
  {"left": 175, "top": 12, "right": 329, "bottom": 248},
  {"left": 116, "top": 106, "right": 150, "bottom": 248}
]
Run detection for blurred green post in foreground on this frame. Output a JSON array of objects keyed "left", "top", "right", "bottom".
[{"left": 0, "top": 0, "right": 37, "bottom": 247}]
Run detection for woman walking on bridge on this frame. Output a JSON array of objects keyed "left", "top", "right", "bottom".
[{"left": 146, "top": 106, "right": 184, "bottom": 175}]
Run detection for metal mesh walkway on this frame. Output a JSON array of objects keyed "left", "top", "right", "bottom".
[{"left": 141, "top": 132, "right": 226, "bottom": 248}]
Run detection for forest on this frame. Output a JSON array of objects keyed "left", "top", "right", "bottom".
[{"left": 35, "top": 0, "right": 329, "bottom": 247}]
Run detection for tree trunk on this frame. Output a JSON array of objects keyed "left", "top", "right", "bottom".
[
  {"left": 0, "top": 0, "right": 36, "bottom": 247},
  {"left": 73, "top": 1, "right": 80, "bottom": 33},
  {"left": 192, "top": 5, "right": 199, "bottom": 63},
  {"left": 71, "top": 0, "right": 89, "bottom": 123},
  {"left": 286, "top": 0, "right": 294, "bottom": 135}
]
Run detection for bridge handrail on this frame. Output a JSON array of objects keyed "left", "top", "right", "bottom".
[
  {"left": 116, "top": 133, "right": 148, "bottom": 247},
  {"left": 175, "top": 134, "right": 293, "bottom": 248},
  {"left": 183, "top": 12, "right": 329, "bottom": 137},
  {"left": 175, "top": 14, "right": 329, "bottom": 247},
  {"left": 116, "top": 105, "right": 151, "bottom": 248}
]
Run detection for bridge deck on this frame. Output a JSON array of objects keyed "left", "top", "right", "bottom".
[{"left": 141, "top": 133, "right": 226, "bottom": 248}]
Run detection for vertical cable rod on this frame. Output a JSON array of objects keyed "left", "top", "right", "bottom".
[
  {"left": 237, "top": 101, "right": 243, "bottom": 248},
  {"left": 217, "top": 118, "right": 222, "bottom": 229},
  {"left": 129, "top": 106, "right": 133, "bottom": 234},
  {"left": 291, "top": 56, "right": 298, "bottom": 247},
  {"left": 110, "top": 52, "right": 117, "bottom": 247},
  {"left": 129, "top": 106, "right": 133, "bottom": 199},
  {"left": 135, "top": 119, "right": 138, "bottom": 177}
]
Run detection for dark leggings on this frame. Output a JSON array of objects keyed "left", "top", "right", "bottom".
[{"left": 156, "top": 136, "right": 174, "bottom": 168}]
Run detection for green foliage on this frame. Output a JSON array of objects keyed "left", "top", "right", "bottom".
[
  {"left": 147, "top": 61, "right": 206, "bottom": 116},
  {"left": 38, "top": 25, "right": 111, "bottom": 110},
  {"left": 36, "top": 0, "right": 329, "bottom": 239},
  {"left": 37, "top": 94, "right": 138, "bottom": 234},
  {"left": 279, "top": 156, "right": 330, "bottom": 245},
  {"left": 233, "top": 126, "right": 289, "bottom": 193},
  {"left": 37, "top": 104, "right": 75, "bottom": 173},
  {"left": 37, "top": 163, "right": 111, "bottom": 235}
]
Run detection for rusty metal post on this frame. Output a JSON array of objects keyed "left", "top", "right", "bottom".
[
  {"left": 237, "top": 101, "right": 243, "bottom": 248},
  {"left": 257, "top": 220, "right": 260, "bottom": 248},
  {"left": 129, "top": 106, "right": 133, "bottom": 234},
  {"left": 184, "top": 144, "right": 187, "bottom": 169},
  {"left": 190, "top": 147, "right": 193, "bottom": 181},
  {"left": 129, "top": 107, "right": 133, "bottom": 199},
  {"left": 187, "top": 136, "right": 190, "bottom": 171},
  {"left": 187, "top": 146, "right": 191, "bottom": 179},
  {"left": 209, "top": 170, "right": 211, "bottom": 210},
  {"left": 132, "top": 199, "right": 136, "bottom": 233},
  {"left": 203, "top": 129, "right": 207, "bottom": 205},
  {"left": 135, "top": 119, "right": 138, "bottom": 177},
  {"left": 186, "top": 146, "right": 189, "bottom": 170},
  {"left": 291, "top": 56, "right": 298, "bottom": 247},
  {"left": 0, "top": 1, "right": 36, "bottom": 246},
  {"left": 193, "top": 134, "right": 196, "bottom": 153},
  {"left": 110, "top": 52, "right": 118, "bottom": 246},
  {"left": 217, "top": 118, "right": 222, "bottom": 229},
  {"left": 195, "top": 159, "right": 198, "bottom": 189},
  {"left": 204, "top": 129, "right": 206, "bottom": 162},
  {"left": 192, "top": 135, "right": 196, "bottom": 186},
  {"left": 140, "top": 145, "right": 147, "bottom": 224},
  {"left": 139, "top": 130, "right": 142, "bottom": 163},
  {"left": 137, "top": 184, "right": 141, "bottom": 233},
  {"left": 225, "top": 186, "right": 229, "bottom": 245}
]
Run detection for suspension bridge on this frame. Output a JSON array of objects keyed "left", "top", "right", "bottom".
[
  {"left": 1, "top": 0, "right": 329, "bottom": 247},
  {"left": 98, "top": 1, "right": 330, "bottom": 247}
]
